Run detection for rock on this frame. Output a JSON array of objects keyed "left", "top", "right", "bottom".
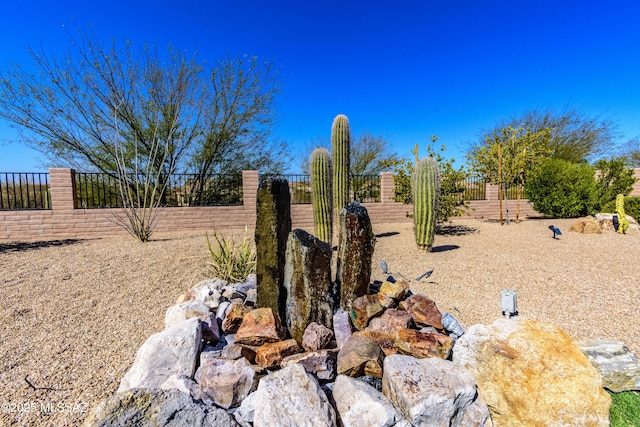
[
  {"left": 350, "top": 294, "right": 385, "bottom": 330},
  {"left": 222, "top": 285, "right": 246, "bottom": 300},
  {"left": 235, "top": 307, "right": 285, "bottom": 346},
  {"left": 216, "top": 301, "right": 232, "bottom": 322},
  {"left": 336, "top": 202, "right": 376, "bottom": 312},
  {"left": 244, "top": 288, "right": 257, "bottom": 307},
  {"left": 453, "top": 317, "right": 611, "bottom": 426},
  {"left": 398, "top": 293, "right": 443, "bottom": 329},
  {"left": 394, "top": 328, "right": 453, "bottom": 359},
  {"left": 82, "top": 388, "right": 239, "bottom": 427},
  {"left": 377, "top": 293, "right": 396, "bottom": 309},
  {"left": 161, "top": 373, "right": 200, "bottom": 396},
  {"left": 595, "top": 212, "right": 639, "bottom": 233},
  {"left": 201, "top": 312, "right": 221, "bottom": 345},
  {"left": 382, "top": 354, "right": 488, "bottom": 427},
  {"left": 354, "top": 330, "right": 397, "bottom": 356},
  {"left": 118, "top": 318, "right": 201, "bottom": 392},
  {"left": 253, "top": 363, "right": 336, "bottom": 427},
  {"left": 302, "top": 322, "right": 335, "bottom": 351},
  {"left": 255, "top": 338, "right": 302, "bottom": 369},
  {"left": 333, "top": 308, "right": 353, "bottom": 350},
  {"left": 195, "top": 357, "right": 255, "bottom": 409},
  {"left": 221, "top": 302, "right": 247, "bottom": 333},
  {"left": 164, "top": 300, "right": 211, "bottom": 329},
  {"left": 577, "top": 339, "right": 640, "bottom": 392},
  {"left": 235, "top": 391, "right": 257, "bottom": 427},
  {"left": 255, "top": 178, "right": 291, "bottom": 322},
  {"left": 283, "top": 228, "right": 334, "bottom": 343},
  {"left": 281, "top": 349, "right": 339, "bottom": 381},
  {"left": 378, "top": 281, "right": 409, "bottom": 300},
  {"left": 569, "top": 216, "right": 603, "bottom": 234},
  {"left": 332, "top": 374, "right": 401, "bottom": 427},
  {"left": 368, "top": 308, "right": 414, "bottom": 336},
  {"left": 221, "top": 344, "right": 257, "bottom": 364},
  {"left": 337, "top": 335, "right": 385, "bottom": 378}
]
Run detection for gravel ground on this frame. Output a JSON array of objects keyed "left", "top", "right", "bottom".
[{"left": 1, "top": 218, "right": 639, "bottom": 426}]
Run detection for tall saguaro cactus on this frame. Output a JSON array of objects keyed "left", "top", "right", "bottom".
[
  {"left": 310, "top": 148, "right": 333, "bottom": 243},
  {"left": 413, "top": 157, "right": 440, "bottom": 251},
  {"left": 332, "top": 114, "right": 351, "bottom": 215}
]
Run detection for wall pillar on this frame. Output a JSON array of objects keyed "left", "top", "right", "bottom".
[
  {"left": 380, "top": 172, "right": 396, "bottom": 203},
  {"left": 242, "top": 170, "right": 259, "bottom": 227},
  {"left": 48, "top": 168, "right": 76, "bottom": 211}
]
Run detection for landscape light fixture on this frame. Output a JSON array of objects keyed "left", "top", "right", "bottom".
[{"left": 501, "top": 289, "right": 518, "bottom": 318}]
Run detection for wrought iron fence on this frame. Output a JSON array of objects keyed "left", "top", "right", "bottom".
[
  {"left": 350, "top": 174, "right": 381, "bottom": 203},
  {"left": 260, "top": 174, "right": 381, "bottom": 204},
  {"left": 261, "top": 174, "right": 312, "bottom": 204},
  {"left": 75, "top": 172, "right": 243, "bottom": 208},
  {"left": 460, "top": 178, "right": 487, "bottom": 201},
  {"left": 0, "top": 173, "right": 50, "bottom": 210}
]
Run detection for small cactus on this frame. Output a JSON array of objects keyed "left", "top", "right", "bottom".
[
  {"left": 616, "top": 194, "right": 629, "bottom": 234},
  {"left": 310, "top": 148, "right": 333, "bottom": 243},
  {"left": 413, "top": 157, "right": 440, "bottom": 251},
  {"left": 332, "top": 114, "right": 351, "bottom": 214}
]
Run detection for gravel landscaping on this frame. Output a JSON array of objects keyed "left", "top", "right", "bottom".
[{"left": 1, "top": 217, "right": 639, "bottom": 426}]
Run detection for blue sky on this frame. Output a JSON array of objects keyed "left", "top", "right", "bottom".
[{"left": 1, "top": 0, "right": 639, "bottom": 172}]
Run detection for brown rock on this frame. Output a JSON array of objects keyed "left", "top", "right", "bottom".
[
  {"left": 399, "top": 294, "right": 443, "bottom": 329},
  {"left": 350, "top": 294, "right": 385, "bottom": 331},
  {"left": 569, "top": 216, "right": 602, "bottom": 234},
  {"left": 394, "top": 328, "right": 453, "bottom": 359},
  {"left": 176, "top": 289, "right": 196, "bottom": 304},
  {"left": 221, "top": 344, "right": 257, "bottom": 364},
  {"left": 256, "top": 339, "right": 302, "bottom": 369},
  {"left": 354, "top": 330, "right": 397, "bottom": 356},
  {"left": 302, "top": 322, "right": 334, "bottom": 352},
  {"left": 379, "top": 281, "right": 409, "bottom": 300},
  {"left": 221, "top": 302, "right": 247, "bottom": 333},
  {"left": 235, "top": 307, "right": 285, "bottom": 346},
  {"left": 337, "top": 335, "right": 385, "bottom": 378},
  {"left": 377, "top": 293, "right": 396, "bottom": 309},
  {"left": 368, "top": 309, "right": 414, "bottom": 336},
  {"left": 281, "top": 349, "right": 339, "bottom": 381},
  {"left": 453, "top": 318, "right": 611, "bottom": 426}
]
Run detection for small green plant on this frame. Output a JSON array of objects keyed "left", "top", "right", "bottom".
[
  {"left": 206, "top": 227, "right": 256, "bottom": 283},
  {"left": 609, "top": 390, "right": 640, "bottom": 427},
  {"left": 602, "top": 196, "right": 640, "bottom": 223}
]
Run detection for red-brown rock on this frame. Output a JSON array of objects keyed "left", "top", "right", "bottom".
[
  {"left": 350, "top": 294, "right": 385, "bottom": 331},
  {"left": 256, "top": 339, "right": 302, "bottom": 369},
  {"left": 394, "top": 328, "right": 453, "bottom": 359},
  {"left": 221, "top": 302, "right": 247, "bottom": 333},
  {"left": 368, "top": 309, "right": 414, "bottom": 336},
  {"left": 399, "top": 294, "right": 443, "bottom": 329},
  {"left": 337, "top": 335, "right": 385, "bottom": 378},
  {"left": 235, "top": 307, "right": 286, "bottom": 346},
  {"left": 302, "top": 322, "right": 334, "bottom": 352}
]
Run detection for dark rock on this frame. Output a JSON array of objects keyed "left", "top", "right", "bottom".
[{"left": 337, "top": 335, "right": 385, "bottom": 379}]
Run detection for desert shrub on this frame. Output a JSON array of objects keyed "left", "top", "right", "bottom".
[
  {"left": 601, "top": 196, "right": 640, "bottom": 222},
  {"left": 609, "top": 390, "right": 640, "bottom": 427},
  {"left": 206, "top": 227, "right": 256, "bottom": 283},
  {"left": 525, "top": 158, "right": 598, "bottom": 218},
  {"left": 594, "top": 157, "right": 637, "bottom": 210}
]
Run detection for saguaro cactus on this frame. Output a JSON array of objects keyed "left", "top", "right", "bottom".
[
  {"left": 332, "top": 114, "right": 351, "bottom": 215},
  {"left": 413, "top": 157, "right": 440, "bottom": 251},
  {"left": 616, "top": 194, "right": 629, "bottom": 234},
  {"left": 310, "top": 148, "right": 333, "bottom": 244}
]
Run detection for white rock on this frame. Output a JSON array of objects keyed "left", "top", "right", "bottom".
[
  {"left": 333, "top": 375, "right": 401, "bottom": 427},
  {"left": 164, "top": 300, "right": 211, "bottom": 329},
  {"left": 382, "top": 354, "right": 486, "bottom": 427},
  {"left": 577, "top": 339, "right": 640, "bottom": 392},
  {"left": 253, "top": 363, "right": 336, "bottom": 427},
  {"left": 160, "top": 373, "right": 198, "bottom": 396},
  {"left": 235, "top": 390, "right": 257, "bottom": 426},
  {"left": 118, "top": 318, "right": 201, "bottom": 392},
  {"left": 333, "top": 308, "right": 352, "bottom": 350},
  {"left": 195, "top": 357, "right": 255, "bottom": 409}
]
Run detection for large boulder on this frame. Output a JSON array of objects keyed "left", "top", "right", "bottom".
[
  {"left": 577, "top": 339, "right": 640, "bottom": 392},
  {"left": 453, "top": 317, "right": 611, "bottom": 426},
  {"left": 382, "top": 354, "right": 490, "bottom": 426},
  {"left": 118, "top": 318, "right": 201, "bottom": 392},
  {"left": 82, "top": 388, "right": 239, "bottom": 427},
  {"left": 252, "top": 363, "right": 336, "bottom": 427}
]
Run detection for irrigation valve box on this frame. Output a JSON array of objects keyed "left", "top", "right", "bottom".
[{"left": 501, "top": 289, "right": 518, "bottom": 318}]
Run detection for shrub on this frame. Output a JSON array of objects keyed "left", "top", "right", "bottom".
[
  {"left": 609, "top": 391, "right": 640, "bottom": 427},
  {"left": 525, "top": 158, "right": 598, "bottom": 218},
  {"left": 206, "top": 227, "right": 256, "bottom": 283},
  {"left": 601, "top": 196, "right": 640, "bottom": 222},
  {"left": 594, "top": 157, "right": 637, "bottom": 210}
]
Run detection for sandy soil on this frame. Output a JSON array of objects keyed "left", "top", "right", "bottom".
[{"left": 1, "top": 218, "right": 639, "bottom": 426}]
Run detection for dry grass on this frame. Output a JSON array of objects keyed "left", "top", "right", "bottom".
[{"left": 1, "top": 218, "right": 638, "bottom": 426}]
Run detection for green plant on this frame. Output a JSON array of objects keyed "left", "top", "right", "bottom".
[
  {"left": 413, "top": 157, "right": 440, "bottom": 251},
  {"left": 609, "top": 391, "right": 640, "bottom": 427},
  {"left": 332, "top": 114, "right": 351, "bottom": 213},
  {"left": 602, "top": 196, "right": 640, "bottom": 223},
  {"left": 616, "top": 194, "right": 629, "bottom": 234},
  {"left": 594, "top": 157, "right": 637, "bottom": 210},
  {"left": 310, "top": 147, "right": 333, "bottom": 243},
  {"left": 206, "top": 227, "right": 256, "bottom": 282},
  {"left": 525, "top": 158, "right": 598, "bottom": 218}
]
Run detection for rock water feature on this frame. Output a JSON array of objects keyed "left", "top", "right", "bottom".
[{"left": 84, "top": 191, "right": 625, "bottom": 426}]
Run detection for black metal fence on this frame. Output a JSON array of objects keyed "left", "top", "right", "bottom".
[
  {"left": 75, "top": 172, "right": 243, "bottom": 209},
  {"left": 0, "top": 173, "right": 50, "bottom": 210},
  {"left": 460, "top": 178, "right": 486, "bottom": 201},
  {"left": 261, "top": 174, "right": 381, "bottom": 204}
]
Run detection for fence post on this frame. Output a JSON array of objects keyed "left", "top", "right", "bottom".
[
  {"left": 380, "top": 172, "right": 396, "bottom": 203},
  {"left": 242, "top": 170, "right": 259, "bottom": 227},
  {"left": 49, "top": 168, "right": 77, "bottom": 211}
]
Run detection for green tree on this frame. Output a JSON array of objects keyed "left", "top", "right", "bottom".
[
  {"left": 0, "top": 26, "right": 289, "bottom": 204},
  {"left": 525, "top": 158, "right": 598, "bottom": 218},
  {"left": 394, "top": 138, "right": 468, "bottom": 222},
  {"left": 593, "top": 157, "right": 637, "bottom": 210}
]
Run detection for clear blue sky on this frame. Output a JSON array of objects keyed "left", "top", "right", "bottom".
[{"left": 1, "top": 0, "right": 639, "bottom": 172}]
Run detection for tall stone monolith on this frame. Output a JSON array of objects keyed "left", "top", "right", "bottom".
[
  {"left": 283, "top": 228, "right": 334, "bottom": 344},
  {"left": 255, "top": 179, "right": 291, "bottom": 323},
  {"left": 336, "top": 201, "right": 375, "bottom": 313}
]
